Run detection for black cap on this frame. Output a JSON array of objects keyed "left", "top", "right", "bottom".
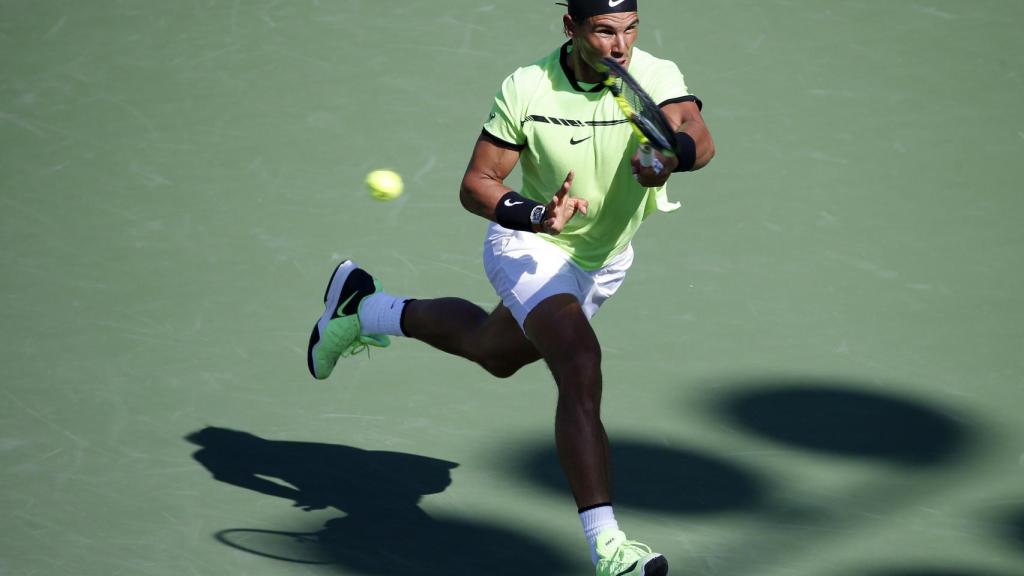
[{"left": 558, "top": 0, "right": 639, "bottom": 21}]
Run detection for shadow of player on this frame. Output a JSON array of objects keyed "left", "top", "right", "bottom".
[{"left": 187, "top": 427, "right": 575, "bottom": 575}]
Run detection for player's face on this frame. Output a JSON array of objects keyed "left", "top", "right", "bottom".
[{"left": 567, "top": 12, "right": 639, "bottom": 82}]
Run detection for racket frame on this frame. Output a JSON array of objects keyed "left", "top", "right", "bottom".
[{"left": 601, "top": 57, "right": 676, "bottom": 171}]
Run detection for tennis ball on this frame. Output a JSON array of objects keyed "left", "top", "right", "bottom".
[{"left": 366, "top": 169, "right": 403, "bottom": 201}]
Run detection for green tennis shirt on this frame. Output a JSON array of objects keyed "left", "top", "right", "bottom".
[{"left": 483, "top": 42, "right": 695, "bottom": 271}]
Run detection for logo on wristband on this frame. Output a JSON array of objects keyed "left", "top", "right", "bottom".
[{"left": 530, "top": 205, "right": 546, "bottom": 225}]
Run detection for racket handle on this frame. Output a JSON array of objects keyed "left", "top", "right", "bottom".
[{"left": 639, "top": 144, "right": 663, "bottom": 173}]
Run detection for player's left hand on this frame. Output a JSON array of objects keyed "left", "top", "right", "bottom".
[
  {"left": 631, "top": 149, "right": 677, "bottom": 187},
  {"left": 540, "top": 170, "right": 588, "bottom": 235}
]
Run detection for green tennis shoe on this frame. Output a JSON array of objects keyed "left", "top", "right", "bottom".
[
  {"left": 307, "top": 260, "right": 390, "bottom": 380},
  {"left": 595, "top": 529, "right": 668, "bottom": 576}
]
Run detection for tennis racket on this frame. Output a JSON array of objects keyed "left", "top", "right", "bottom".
[{"left": 601, "top": 57, "right": 675, "bottom": 173}]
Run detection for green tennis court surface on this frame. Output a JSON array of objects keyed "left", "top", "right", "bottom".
[{"left": 2, "top": 1, "right": 1022, "bottom": 574}]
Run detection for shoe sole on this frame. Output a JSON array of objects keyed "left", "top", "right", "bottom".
[
  {"left": 643, "top": 555, "right": 668, "bottom": 576},
  {"left": 307, "top": 260, "right": 357, "bottom": 379}
]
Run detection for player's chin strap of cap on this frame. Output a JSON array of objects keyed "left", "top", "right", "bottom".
[{"left": 556, "top": 0, "right": 639, "bottom": 21}]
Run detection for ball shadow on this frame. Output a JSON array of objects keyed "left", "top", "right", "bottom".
[
  {"left": 516, "top": 437, "right": 766, "bottom": 514},
  {"left": 715, "top": 379, "right": 973, "bottom": 468}
]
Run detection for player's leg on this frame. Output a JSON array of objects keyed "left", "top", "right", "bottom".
[
  {"left": 524, "top": 294, "right": 666, "bottom": 576},
  {"left": 525, "top": 294, "right": 667, "bottom": 575},
  {"left": 306, "top": 259, "right": 540, "bottom": 380},
  {"left": 524, "top": 293, "right": 610, "bottom": 508},
  {"left": 401, "top": 299, "right": 541, "bottom": 378},
  {"left": 482, "top": 226, "right": 619, "bottom": 505}
]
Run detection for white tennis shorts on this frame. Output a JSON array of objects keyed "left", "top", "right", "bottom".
[{"left": 482, "top": 223, "right": 634, "bottom": 329}]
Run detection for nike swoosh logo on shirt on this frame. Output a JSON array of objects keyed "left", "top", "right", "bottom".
[
  {"left": 570, "top": 136, "right": 592, "bottom": 145},
  {"left": 503, "top": 199, "right": 524, "bottom": 207}
]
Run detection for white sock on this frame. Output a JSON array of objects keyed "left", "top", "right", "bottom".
[
  {"left": 580, "top": 504, "right": 619, "bottom": 565},
  {"left": 357, "top": 292, "right": 408, "bottom": 336}
]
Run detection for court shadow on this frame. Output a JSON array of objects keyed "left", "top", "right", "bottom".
[
  {"left": 1002, "top": 507, "right": 1024, "bottom": 554},
  {"left": 188, "top": 427, "right": 575, "bottom": 574},
  {"left": 714, "top": 379, "right": 973, "bottom": 468},
  {"left": 700, "top": 380, "right": 983, "bottom": 576},
  {"left": 852, "top": 568, "right": 1012, "bottom": 576},
  {"left": 515, "top": 437, "right": 767, "bottom": 514}
]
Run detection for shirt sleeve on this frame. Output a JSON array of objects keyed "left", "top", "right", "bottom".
[
  {"left": 482, "top": 72, "right": 527, "bottom": 149},
  {"left": 647, "top": 59, "right": 694, "bottom": 108}
]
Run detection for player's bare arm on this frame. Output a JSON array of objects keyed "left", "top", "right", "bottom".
[
  {"left": 459, "top": 134, "right": 521, "bottom": 220},
  {"left": 460, "top": 134, "right": 587, "bottom": 235},
  {"left": 663, "top": 100, "right": 715, "bottom": 170}
]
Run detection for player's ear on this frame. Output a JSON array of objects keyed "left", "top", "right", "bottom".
[{"left": 563, "top": 14, "right": 575, "bottom": 38}]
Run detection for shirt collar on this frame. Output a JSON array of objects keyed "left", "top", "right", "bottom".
[{"left": 560, "top": 41, "right": 606, "bottom": 94}]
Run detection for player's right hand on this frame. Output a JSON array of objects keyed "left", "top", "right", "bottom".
[
  {"left": 540, "top": 170, "right": 588, "bottom": 235},
  {"left": 632, "top": 148, "right": 676, "bottom": 187}
]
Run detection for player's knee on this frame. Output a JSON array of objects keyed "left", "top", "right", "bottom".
[
  {"left": 479, "top": 356, "right": 526, "bottom": 379},
  {"left": 471, "top": 327, "right": 537, "bottom": 378}
]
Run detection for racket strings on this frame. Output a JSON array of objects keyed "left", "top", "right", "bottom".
[
  {"left": 602, "top": 57, "right": 675, "bottom": 153},
  {"left": 612, "top": 75, "right": 673, "bottom": 150},
  {"left": 617, "top": 79, "right": 651, "bottom": 122}
]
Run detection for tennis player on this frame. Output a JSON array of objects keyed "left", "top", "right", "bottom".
[{"left": 307, "top": 0, "right": 714, "bottom": 573}]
